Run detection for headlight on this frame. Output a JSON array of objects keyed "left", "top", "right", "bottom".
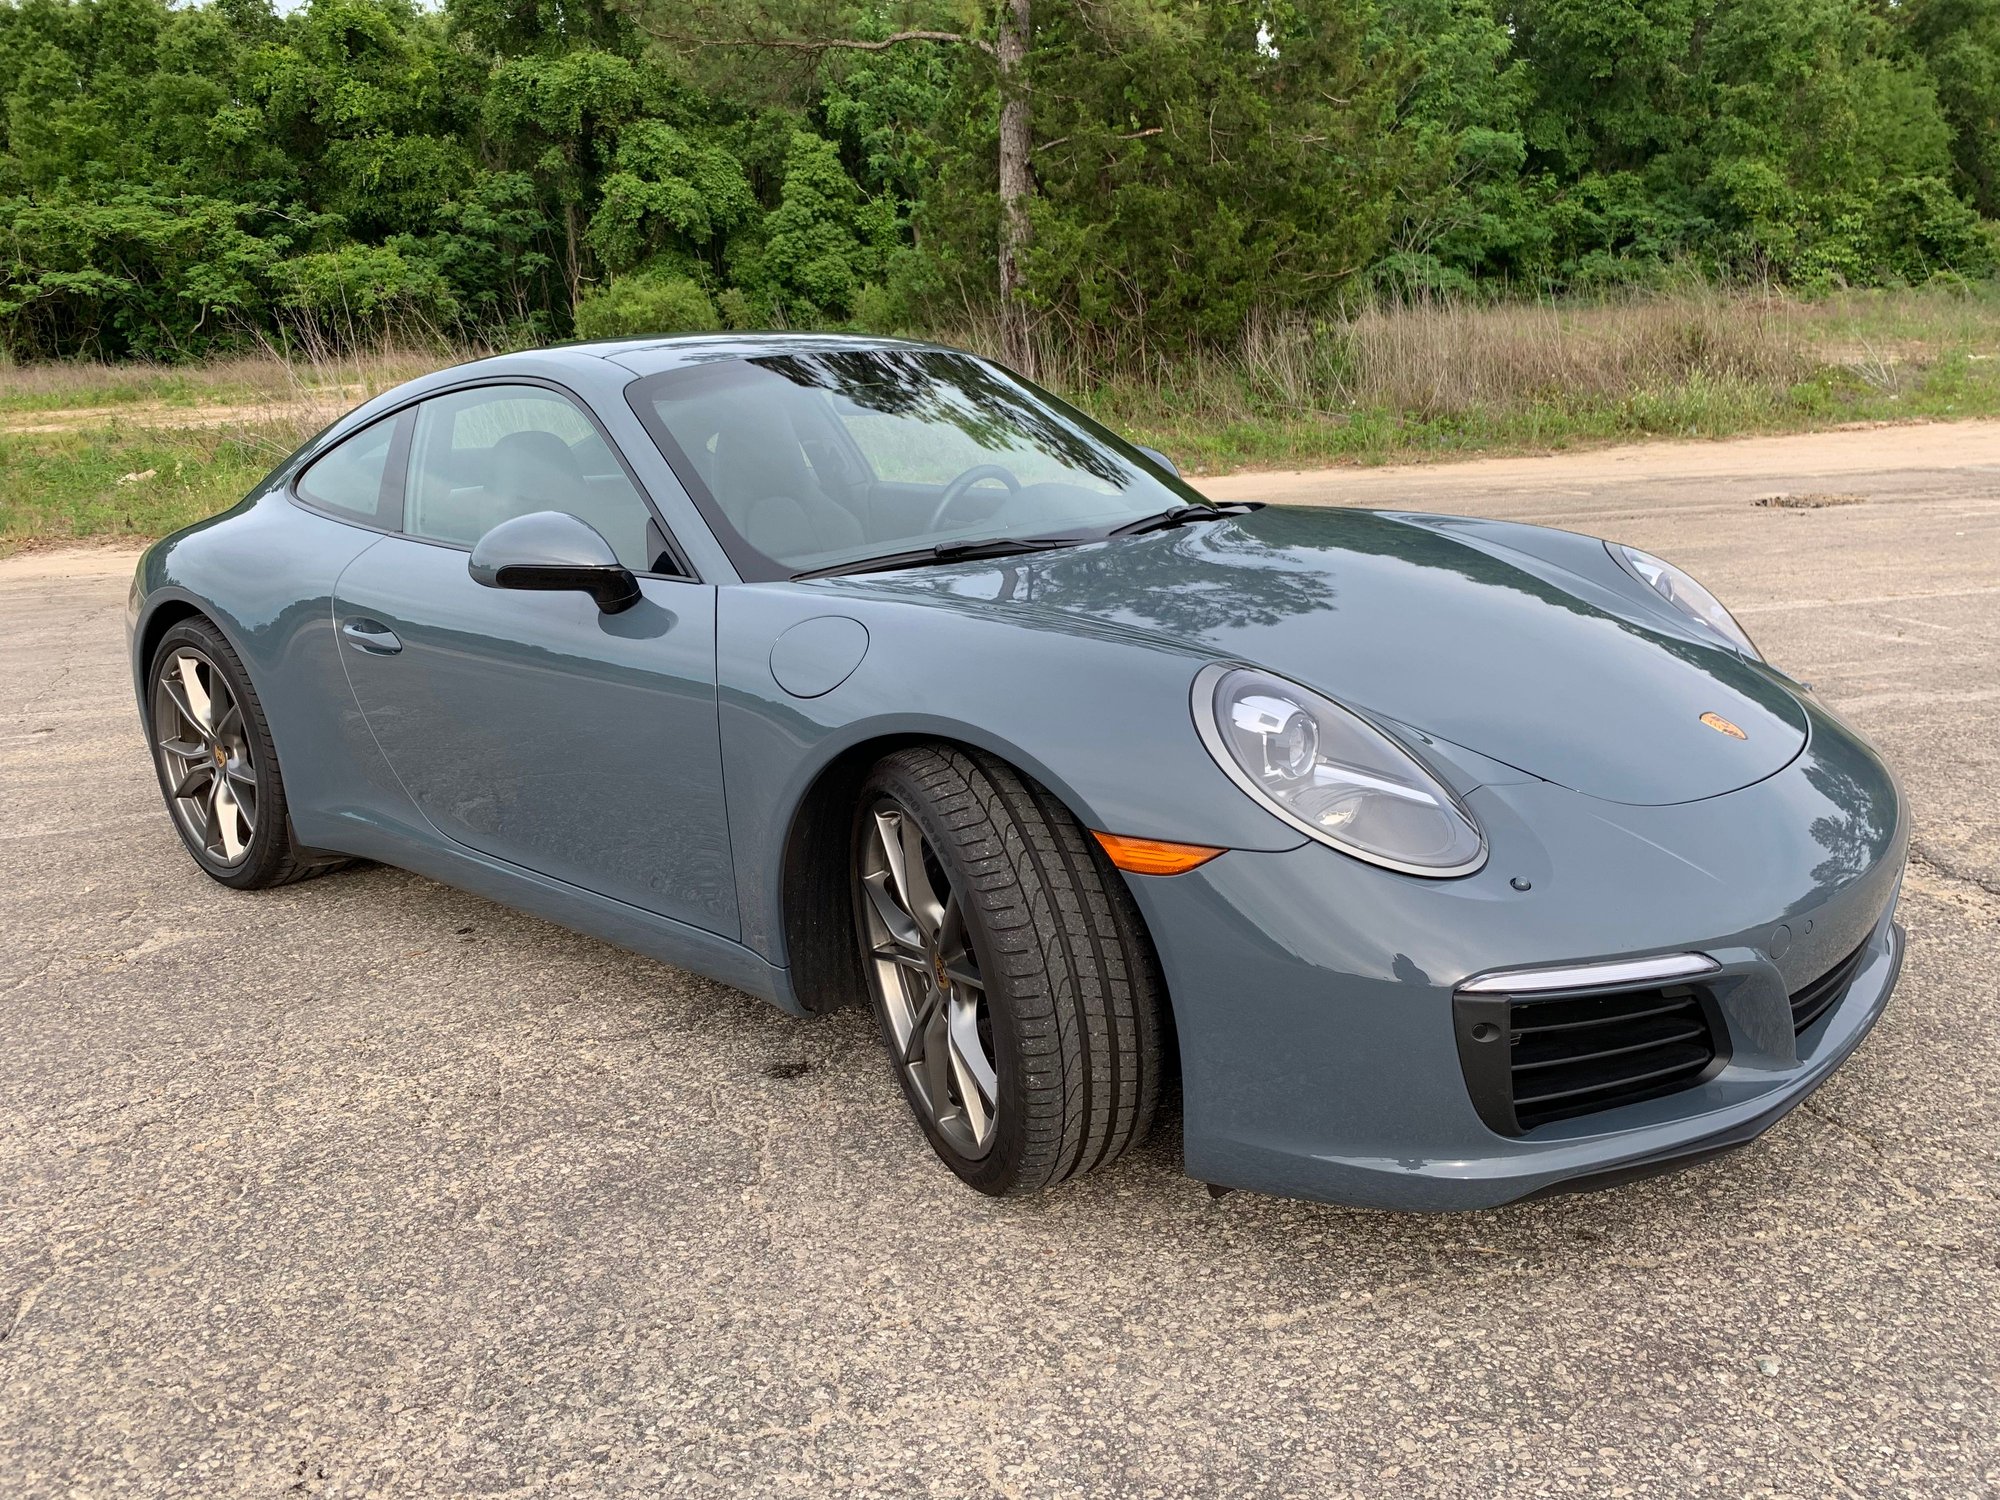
[
  {"left": 1608, "top": 542, "right": 1760, "bottom": 659},
  {"left": 1193, "top": 664, "right": 1487, "bottom": 877}
]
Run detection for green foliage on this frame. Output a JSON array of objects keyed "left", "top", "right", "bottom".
[
  {"left": 586, "top": 119, "right": 758, "bottom": 273},
  {"left": 1010, "top": 0, "right": 1403, "bottom": 346},
  {"left": 1902, "top": 0, "right": 2000, "bottom": 217},
  {"left": 273, "top": 240, "right": 460, "bottom": 334},
  {"left": 1364, "top": 0, "right": 1533, "bottom": 292},
  {"left": 573, "top": 268, "right": 717, "bottom": 336},
  {"left": 0, "top": 189, "right": 276, "bottom": 357},
  {"left": 0, "top": 0, "right": 1994, "bottom": 364},
  {"left": 735, "top": 130, "right": 895, "bottom": 323}
]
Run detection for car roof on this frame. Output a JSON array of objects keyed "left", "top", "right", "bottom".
[
  {"left": 540, "top": 331, "right": 953, "bottom": 380},
  {"left": 309, "top": 332, "right": 966, "bottom": 467}
]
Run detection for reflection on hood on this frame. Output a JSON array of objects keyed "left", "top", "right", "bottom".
[{"left": 845, "top": 507, "right": 1810, "bottom": 807}]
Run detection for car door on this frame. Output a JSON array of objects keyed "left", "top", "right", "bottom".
[{"left": 331, "top": 380, "right": 739, "bottom": 938}]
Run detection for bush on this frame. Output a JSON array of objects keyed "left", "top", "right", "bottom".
[
  {"left": 274, "top": 244, "right": 460, "bottom": 341},
  {"left": 572, "top": 273, "right": 718, "bottom": 339}
]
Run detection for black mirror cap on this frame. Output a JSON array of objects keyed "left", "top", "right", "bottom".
[
  {"left": 1134, "top": 444, "right": 1180, "bottom": 477},
  {"left": 469, "top": 511, "right": 642, "bottom": 614}
]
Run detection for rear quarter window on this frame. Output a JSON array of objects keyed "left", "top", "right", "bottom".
[{"left": 295, "top": 416, "right": 399, "bottom": 524}]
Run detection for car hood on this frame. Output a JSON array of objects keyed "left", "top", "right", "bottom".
[{"left": 839, "top": 507, "right": 1808, "bottom": 806}]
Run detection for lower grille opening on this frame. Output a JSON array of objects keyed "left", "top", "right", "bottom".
[
  {"left": 1789, "top": 939, "right": 1872, "bottom": 1035},
  {"left": 1456, "top": 984, "right": 1726, "bottom": 1136}
]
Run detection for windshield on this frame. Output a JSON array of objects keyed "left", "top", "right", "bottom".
[{"left": 624, "top": 348, "right": 1206, "bottom": 579}]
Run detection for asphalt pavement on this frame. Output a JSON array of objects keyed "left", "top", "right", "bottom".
[{"left": 4, "top": 421, "right": 1997, "bottom": 1497}]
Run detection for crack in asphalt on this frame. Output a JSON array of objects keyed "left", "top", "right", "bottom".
[{"left": 1909, "top": 842, "right": 2000, "bottom": 901}]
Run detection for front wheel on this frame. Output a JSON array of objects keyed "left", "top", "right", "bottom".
[{"left": 852, "top": 746, "right": 1165, "bottom": 1195}]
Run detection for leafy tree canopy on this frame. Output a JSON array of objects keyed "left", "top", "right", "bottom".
[{"left": 0, "top": 0, "right": 1993, "bottom": 360}]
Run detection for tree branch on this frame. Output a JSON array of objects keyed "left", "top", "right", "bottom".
[
  {"left": 642, "top": 25, "right": 995, "bottom": 57},
  {"left": 1036, "top": 127, "right": 1162, "bottom": 153}
]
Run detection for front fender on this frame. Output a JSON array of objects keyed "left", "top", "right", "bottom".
[{"left": 716, "top": 582, "right": 1311, "bottom": 962}]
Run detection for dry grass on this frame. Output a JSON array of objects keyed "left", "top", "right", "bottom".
[
  {"left": 1009, "top": 281, "right": 2000, "bottom": 468},
  {"left": 934, "top": 284, "right": 1816, "bottom": 412},
  {"left": 0, "top": 339, "right": 451, "bottom": 424},
  {"left": 1283, "top": 294, "right": 1810, "bottom": 417}
]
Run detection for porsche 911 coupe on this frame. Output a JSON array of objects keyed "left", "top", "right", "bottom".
[{"left": 127, "top": 335, "right": 1908, "bottom": 1208}]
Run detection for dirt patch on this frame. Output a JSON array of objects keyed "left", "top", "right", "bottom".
[
  {"left": 1200, "top": 417, "right": 2000, "bottom": 512},
  {"left": 1754, "top": 491, "right": 1869, "bottom": 508},
  {"left": 0, "top": 539, "right": 148, "bottom": 578},
  {"left": 0, "top": 386, "right": 366, "bottom": 436},
  {"left": 1, "top": 401, "right": 284, "bottom": 435}
]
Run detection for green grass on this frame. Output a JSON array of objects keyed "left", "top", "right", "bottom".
[
  {"left": 4, "top": 283, "right": 1999, "bottom": 553},
  {"left": 0, "top": 425, "right": 293, "bottom": 551}
]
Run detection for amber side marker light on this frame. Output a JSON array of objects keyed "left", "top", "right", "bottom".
[{"left": 1092, "top": 831, "right": 1227, "bottom": 876}]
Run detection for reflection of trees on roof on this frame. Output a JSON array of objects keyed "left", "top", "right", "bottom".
[{"left": 751, "top": 349, "right": 1131, "bottom": 486}]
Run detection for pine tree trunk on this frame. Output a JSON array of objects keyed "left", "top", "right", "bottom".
[{"left": 996, "top": 0, "right": 1034, "bottom": 378}]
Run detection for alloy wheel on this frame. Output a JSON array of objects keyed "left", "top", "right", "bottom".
[
  {"left": 152, "top": 647, "right": 258, "bottom": 866},
  {"left": 856, "top": 800, "right": 1000, "bottom": 1159}
]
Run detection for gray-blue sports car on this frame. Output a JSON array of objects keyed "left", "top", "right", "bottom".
[{"left": 127, "top": 335, "right": 1908, "bottom": 1209}]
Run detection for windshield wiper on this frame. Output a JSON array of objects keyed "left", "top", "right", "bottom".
[
  {"left": 790, "top": 502, "right": 1266, "bottom": 579},
  {"left": 792, "top": 535, "right": 1091, "bottom": 581},
  {"left": 1106, "top": 501, "right": 1263, "bottom": 537}
]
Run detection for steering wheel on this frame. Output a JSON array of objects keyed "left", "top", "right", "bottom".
[{"left": 926, "top": 464, "right": 1022, "bottom": 531}]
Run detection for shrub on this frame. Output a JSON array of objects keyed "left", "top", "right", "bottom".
[{"left": 573, "top": 273, "right": 718, "bottom": 339}]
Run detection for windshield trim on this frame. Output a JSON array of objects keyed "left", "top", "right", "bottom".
[{"left": 622, "top": 350, "right": 1213, "bottom": 584}]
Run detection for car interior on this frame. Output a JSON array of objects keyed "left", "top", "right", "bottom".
[
  {"left": 403, "top": 387, "right": 662, "bottom": 572},
  {"left": 645, "top": 381, "right": 1154, "bottom": 572}
]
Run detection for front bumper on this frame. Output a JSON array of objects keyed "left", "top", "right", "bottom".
[{"left": 1129, "top": 699, "right": 1909, "bottom": 1210}]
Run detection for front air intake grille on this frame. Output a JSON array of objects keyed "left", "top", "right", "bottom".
[
  {"left": 1789, "top": 939, "right": 1871, "bottom": 1036},
  {"left": 1455, "top": 983, "right": 1726, "bottom": 1136}
]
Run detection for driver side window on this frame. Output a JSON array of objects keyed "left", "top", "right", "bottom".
[{"left": 403, "top": 385, "right": 661, "bottom": 571}]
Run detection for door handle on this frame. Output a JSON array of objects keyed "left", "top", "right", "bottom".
[{"left": 341, "top": 618, "right": 403, "bottom": 655}]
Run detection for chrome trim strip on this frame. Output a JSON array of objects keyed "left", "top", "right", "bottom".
[{"left": 1457, "top": 952, "right": 1721, "bottom": 995}]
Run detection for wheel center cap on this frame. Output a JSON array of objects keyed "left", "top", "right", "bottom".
[
  {"left": 213, "top": 746, "right": 228, "bottom": 766},
  {"left": 930, "top": 949, "right": 950, "bottom": 992}
]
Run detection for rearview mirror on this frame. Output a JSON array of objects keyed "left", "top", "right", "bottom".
[
  {"left": 469, "top": 511, "right": 641, "bottom": 614},
  {"left": 1134, "top": 444, "right": 1180, "bottom": 477}
]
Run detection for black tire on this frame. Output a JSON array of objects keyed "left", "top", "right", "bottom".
[
  {"left": 851, "top": 745, "right": 1164, "bottom": 1196},
  {"left": 146, "top": 617, "right": 345, "bottom": 890}
]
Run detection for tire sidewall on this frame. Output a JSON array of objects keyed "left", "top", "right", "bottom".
[
  {"left": 852, "top": 760, "right": 1032, "bottom": 1196},
  {"left": 148, "top": 620, "right": 290, "bottom": 889}
]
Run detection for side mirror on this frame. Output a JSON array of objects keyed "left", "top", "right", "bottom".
[
  {"left": 469, "top": 510, "right": 641, "bottom": 614},
  {"left": 1134, "top": 444, "right": 1180, "bottom": 477}
]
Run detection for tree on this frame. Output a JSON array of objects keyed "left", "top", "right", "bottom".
[
  {"left": 913, "top": 0, "right": 1402, "bottom": 351},
  {"left": 2, "top": 0, "right": 1994, "bottom": 364},
  {"left": 1901, "top": 0, "right": 2000, "bottom": 217},
  {"left": 633, "top": 0, "right": 1039, "bottom": 371}
]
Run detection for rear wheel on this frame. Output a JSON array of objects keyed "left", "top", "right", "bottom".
[
  {"left": 147, "top": 617, "right": 342, "bottom": 889},
  {"left": 852, "top": 745, "right": 1164, "bottom": 1195}
]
